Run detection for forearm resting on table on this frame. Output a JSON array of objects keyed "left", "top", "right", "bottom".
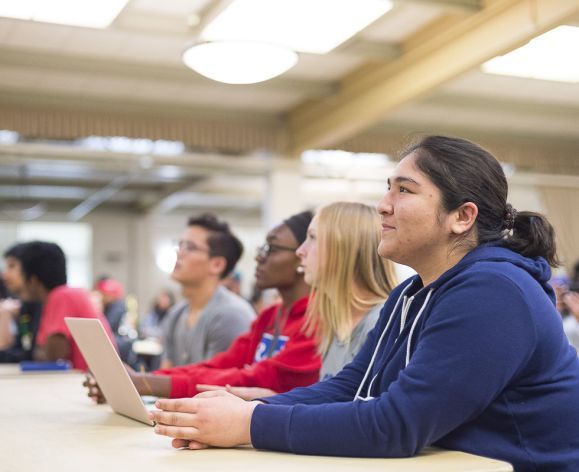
[
  {"left": 35, "top": 333, "right": 71, "bottom": 361},
  {"left": 133, "top": 373, "right": 172, "bottom": 398}
]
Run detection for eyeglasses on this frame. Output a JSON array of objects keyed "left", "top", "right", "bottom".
[
  {"left": 174, "top": 239, "right": 211, "bottom": 255},
  {"left": 256, "top": 242, "right": 298, "bottom": 259}
]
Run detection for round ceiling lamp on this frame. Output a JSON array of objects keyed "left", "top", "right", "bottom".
[{"left": 182, "top": 40, "right": 298, "bottom": 85}]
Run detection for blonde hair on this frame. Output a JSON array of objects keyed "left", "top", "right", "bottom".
[{"left": 304, "top": 201, "right": 397, "bottom": 355}]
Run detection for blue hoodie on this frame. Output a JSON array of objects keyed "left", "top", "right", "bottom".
[{"left": 251, "top": 245, "right": 579, "bottom": 471}]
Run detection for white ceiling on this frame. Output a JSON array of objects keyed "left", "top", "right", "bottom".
[{"left": 0, "top": 0, "right": 578, "bottom": 218}]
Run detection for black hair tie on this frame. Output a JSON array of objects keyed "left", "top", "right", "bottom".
[{"left": 504, "top": 203, "right": 518, "bottom": 230}]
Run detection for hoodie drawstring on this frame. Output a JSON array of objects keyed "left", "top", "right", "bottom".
[
  {"left": 405, "top": 289, "right": 433, "bottom": 366},
  {"left": 354, "top": 285, "right": 434, "bottom": 401},
  {"left": 354, "top": 282, "right": 412, "bottom": 401}
]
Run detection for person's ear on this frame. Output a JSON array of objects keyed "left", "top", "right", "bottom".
[
  {"left": 450, "top": 202, "right": 478, "bottom": 235},
  {"left": 208, "top": 255, "right": 227, "bottom": 278}
]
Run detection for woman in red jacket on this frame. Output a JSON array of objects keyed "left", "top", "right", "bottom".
[{"left": 85, "top": 210, "right": 319, "bottom": 401}]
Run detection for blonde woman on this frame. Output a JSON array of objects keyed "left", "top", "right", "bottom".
[
  {"left": 299, "top": 201, "right": 396, "bottom": 380},
  {"left": 198, "top": 201, "right": 396, "bottom": 398}
]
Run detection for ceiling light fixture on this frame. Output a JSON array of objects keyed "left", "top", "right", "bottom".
[
  {"left": 182, "top": 0, "right": 392, "bottom": 84},
  {"left": 182, "top": 40, "right": 298, "bottom": 85},
  {"left": 482, "top": 25, "right": 579, "bottom": 83}
]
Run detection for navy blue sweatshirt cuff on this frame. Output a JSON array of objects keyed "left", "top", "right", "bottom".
[
  {"left": 251, "top": 403, "right": 293, "bottom": 452},
  {"left": 256, "top": 394, "right": 288, "bottom": 405}
]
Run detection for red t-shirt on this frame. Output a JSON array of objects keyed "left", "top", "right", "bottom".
[
  {"left": 154, "top": 296, "right": 321, "bottom": 398},
  {"left": 36, "top": 285, "right": 116, "bottom": 370}
]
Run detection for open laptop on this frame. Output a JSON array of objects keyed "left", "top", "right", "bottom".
[{"left": 65, "top": 317, "right": 155, "bottom": 426}]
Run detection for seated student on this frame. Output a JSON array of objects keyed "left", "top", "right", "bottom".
[
  {"left": 559, "top": 261, "right": 579, "bottom": 352},
  {"left": 0, "top": 268, "right": 43, "bottom": 362},
  {"left": 562, "top": 290, "right": 579, "bottom": 352},
  {"left": 0, "top": 276, "right": 18, "bottom": 350},
  {"left": 95, "top": 277, "right": 127, "bottom": 335},
  {"left": 2, "top": 241, "right": 115, "bottom": 370},
  {"left": 84, "top": 211, "right": 320, "bottom": 401},
  {"left": 150, "top": 136, "right": 579, "bottom": 471},
  {"left": 159, "top": 214, "right": 255, "bottom": 369},
  {"left": 95, "top": 276, "right": 139, "bottom": 366},
  {"left": 201, "top": 202, "right": 397, "bottom": 400},
  {"left": 0, "top": 298, "right": 42, "bottom": 363},
  {"left": 139, "top": 289, "right": 175, "bottom": 340}
]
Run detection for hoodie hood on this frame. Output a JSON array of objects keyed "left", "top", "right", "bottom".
[{"left": 425, "top": 244, "right": 554, "bottom": 303}]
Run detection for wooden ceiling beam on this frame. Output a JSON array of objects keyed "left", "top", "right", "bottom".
[{"left": 286, "top": 0, "right": 579, "bottom": 154}]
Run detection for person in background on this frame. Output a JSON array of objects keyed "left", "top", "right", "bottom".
[
  {"left": 558, "top": 261, "right": 579, "bottom": 352},
  {"left": 221, "top": 271, "right": 242, "bottom": 297},
  {"left": 570, "top": 260, "right": 579, "bottom": 293},
  {"left": 562, "top": 291, "right": 579, "bottom": 352},
  {"left": 0, "top": 266, "right": 43, "bottom": 362},
  {"left": 551, "top": 264, "right": 579, "bottom": 353},
  {"left": 159, "top": 214, "right": 255, "bottom": 369},
  {"left": 136, "top": 289, "right": 176, "bottom": 371},
  {"left": 95, "top": 276, "right": 140, "bottom": 366},
  {"left": 0, "top": 299, "right": 42, "bottom": 363},
  {"left": 139, "top": 289, "right": 175, "bottom": 340},
  {"left": 151, "top": 135, "right": 579, "bottom": 472},
  {"left": 95, "top": 277, "right": 127, "bottom": 335},
  {"left": 206, "top": 201, "right": 397, "bottom": 400},
  {"left": 2, "top": 241, "right": 115, "bottom": 369},
  {"left": 84, "top": 211, "right": 320, "bottom": 401},
  {"left": 0, "top": 276, "right": 17, "bottom": 349}
]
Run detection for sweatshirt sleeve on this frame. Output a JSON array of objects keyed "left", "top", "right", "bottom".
[
  {"left": 251, "top": 273, "right": 537, "bottom": 456},
  {"left": 154, "top": 315, "right": 321, "bottom": 399},
  {"left": 153, "top": 327, "right": 253, "bottom": 395}
]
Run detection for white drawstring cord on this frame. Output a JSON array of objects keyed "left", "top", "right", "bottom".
[
  {"left": 405, "top": 289, "right": 433, "bottom": 366},
  {"left": 354, "top": 282, "right": 413, "bottom": 401}
]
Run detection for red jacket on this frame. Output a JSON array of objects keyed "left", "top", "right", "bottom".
[{"left": 154, "top": 296, "right": 320, "bottom": 398}]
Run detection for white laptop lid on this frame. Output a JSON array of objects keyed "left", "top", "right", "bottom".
[{"left": 65, "top": 317, "right": 154, "bottom": 426}]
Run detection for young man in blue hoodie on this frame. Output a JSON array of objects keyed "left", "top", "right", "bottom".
[{"left": 150, "top": 136, "right": 579, "bottom": 471}]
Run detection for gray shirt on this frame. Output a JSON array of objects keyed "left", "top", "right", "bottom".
[
  {"left": 320, "top": 304, "right": 382, "bottom": 381},
  {"left": 161, "top": 285, "right": 255, "bottom": 366}
]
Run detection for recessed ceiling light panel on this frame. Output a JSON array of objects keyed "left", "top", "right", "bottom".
[
  {"left": 201, "top": 0, "right": 393, "bottom": 54},
  {"left": 482, "top": 25, "right": 579, "bottom": 83},
  {"left": 0, "top": 0, "right": 129, "bottom": 28}
]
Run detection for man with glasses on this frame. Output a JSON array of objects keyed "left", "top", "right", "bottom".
[
  {"left": 160, "top": 214, "right": 255, "bottom": 369},
  {"left": 85, "top": 210, "right": 320, "bottom": 402}
]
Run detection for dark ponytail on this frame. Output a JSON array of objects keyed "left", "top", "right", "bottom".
[
  {"left": 504, "top": 211, "right": 559, "bottom": 267},
  {"left": 406, "top": 135, "right": 560, "bottom": 267}
]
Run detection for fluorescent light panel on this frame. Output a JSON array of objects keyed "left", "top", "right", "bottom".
[
  {"left": 482, "top": 25, "right": 579, "bottom": 83},
  {"left": 201, "top": 0, "right": 393, "bottom": 54},
  {"left": 0, "top": 0, "right": 129, "bottom": 28}
]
